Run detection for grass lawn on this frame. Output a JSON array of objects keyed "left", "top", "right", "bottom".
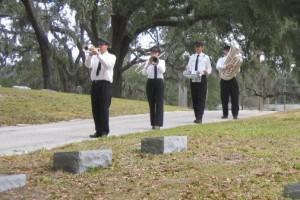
[
  {"left": 0, "top": 87, "right": 189, "bottom": 126},
  {"left": 0, "top": 87, "right": 300, "bottom": 199}
]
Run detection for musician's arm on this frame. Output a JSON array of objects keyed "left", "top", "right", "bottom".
[
  {"left": 158, "top": 60, "right": 166, "bottom": 73},
  {"left": 97, "top": 53, "right": 116, "bottom": 70},
  {"left": 204, "top": 56, "right": 212, "bottom": 75},
  {"left": 216, "top": 57, "right": 226, "bottom": 70}
]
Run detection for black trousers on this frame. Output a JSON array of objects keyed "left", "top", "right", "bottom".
[
  {"left": 146, "top": 79, "right": 164, "bottom": 127},
  {"left": 220, "top": 77, "right": 239, "bottom": 117},
  {"left": 190, "top": 76, "right": 207, "bottom": 120},
  {"left": 91, "top": 80, "right": 112, "bottom": 134}
]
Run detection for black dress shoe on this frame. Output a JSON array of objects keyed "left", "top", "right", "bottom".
[
  {"left": 89, "top": 132, "right": 102, "bottom": 138},
  {"left": 194, "top": 119, "right": 202, "bottom": 124},
  {"left": 233, "top": 116, "right": 238, "bottom": 119},
  {"left": 221, "top": 115, "right": 228, "bottom": 119}
]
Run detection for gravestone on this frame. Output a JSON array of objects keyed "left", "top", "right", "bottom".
[
  {"left": 141, "top": 136, "right": 187, "bottom": 154},
  {"left": 75, "top": 86, "right": 83, "bottom": 94},
  {"left": 284, "top": 182, "right": 300, "bottom": 199},
  {"left": 0, "top": 174, "right": 26, "bottom": 192},
  {"left": 53, "top": 149, "right": 112, "bottom": 174}
]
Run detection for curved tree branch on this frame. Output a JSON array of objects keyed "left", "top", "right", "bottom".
[{"left": 246, "top": 87, "right": 300, "bottom": 101}]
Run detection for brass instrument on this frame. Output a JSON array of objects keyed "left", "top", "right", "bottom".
[
  {"left": 149, "top": 56, "right": 159, "bottom": 65},
  {"left": 219, "top": 45, "right": 243, "bottom": 80},
  {"left": 82, "top": 45, "right": 100, "bottom": 53},
  {"left": 135, "top": 52, "right": 165, "bottom": 74},
  {"left": 134, "top": 65, "right": 145, "bottom": 74}
]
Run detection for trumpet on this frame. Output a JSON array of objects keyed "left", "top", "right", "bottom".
[{"left": 82, "top": 45, "right": 100, "bottom": 53}]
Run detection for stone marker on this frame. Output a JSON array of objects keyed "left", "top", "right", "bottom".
[
  {"left": 75, "top": 86, "right": 83, "bottom": 94},
  {"left": 284, "top": 182, "right": 300, "bottom": 199},
  {"left": 141, "top": 136, "right": 187, "bottom": 154},
  {"left": 53, "top": 149, "right": 112, "bottom": 174},
  {"left": 0, "top": 174, "right": 26, "bottom": 192}
]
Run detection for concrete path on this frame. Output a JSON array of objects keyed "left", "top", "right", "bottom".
[{"left": 0, "top": 110, "right": 276, "bottom": 157}]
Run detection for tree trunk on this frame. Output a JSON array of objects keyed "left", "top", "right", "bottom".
[
  {"left": 178, "top": 83, "right": 188, "bottom": 107},
  {"left": 258, "top": 97, "right": 263, "bottom": 111},
  {"left": 56, "top": 62, "right": 68, "bottom": 92},
  {"left": 111, "top": 14, "right": 133, "bottom": 97},
  {"left": 21, "top": 0, "right": 52, "bottom": 89}
]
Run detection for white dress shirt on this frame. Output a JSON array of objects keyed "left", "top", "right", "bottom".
[
  {"left": 216, "top": 56, "right": 227, "bottom": 70},
  {"left": 187, "top": 53, "right": 212, "bottom": 82},
  {"left": 85, "top": 51, "right": 116, "bottom": 83},
  {"left": 142, "top": 59, "right": 166, "bottom": 79}
]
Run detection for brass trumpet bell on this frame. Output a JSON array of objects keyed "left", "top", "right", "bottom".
[{"left": 82, "top": 45, "right": 100, "bottom": 53}]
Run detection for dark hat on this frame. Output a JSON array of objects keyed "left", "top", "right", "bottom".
[
  {"left": 194, "top": 41, "right": 204, "bottom": 47},
  {"left": 150, "top": 46, "right": 161, "bottom": 53},
  {"left": 97, "top": 38, "right": 109, "bottom": 46}
]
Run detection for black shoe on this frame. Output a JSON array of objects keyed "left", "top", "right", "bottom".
[
  {"left": 152, "top": 126, "right": 160, "bottom": 130},
  {"left": 89, "top": 132, "right": 108, "bottom": 138},
  {"left": 233, "top": 116, "right": 238, "bottom": 119},
  {"left": 221, "top": 115, "right": 228, "bottom": 119},
  {"left": 89, "top": 132, "right": 102, "bottom": 138},
  {"left": 194, "top": 119, "right": 202, "bottom": 124}
]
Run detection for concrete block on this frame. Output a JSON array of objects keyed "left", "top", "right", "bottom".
[
  {"left": 141, "top": 136, "right": 187, "bottom": 154},
  {"left": 53, "top": 149, "right": 112, "bottom": 174},
  {"left": 284, "top": 182, "right": 300, "bottom": 199},
  {"left": 0, "top": 174, "right": 26, "bottom": 192}
]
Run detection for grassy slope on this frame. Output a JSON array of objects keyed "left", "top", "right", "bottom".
[
  {"left": 0, "top": 87, "right": 300, "bottom": 199},
  {"left": 0, "top": 87, "right": 189, "bottom": 126}
]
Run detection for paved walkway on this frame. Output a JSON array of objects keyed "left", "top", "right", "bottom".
[{"left": 0, "top": 110, "right": 276, "bottom": 156}]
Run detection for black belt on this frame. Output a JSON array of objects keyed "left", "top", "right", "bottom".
[
  {"left": 92, "top": 80, "right": 110, "bottom": 84},
  {"left": 148, "top": 78, "right": 163, "bottom": 80}
]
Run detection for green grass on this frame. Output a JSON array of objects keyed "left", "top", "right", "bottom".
[
  {"left": 0, "top": 87, "right": 300, "bottom": 199},
  {"left": 0, "top": 87, "right": 189, "bottom": 126}
]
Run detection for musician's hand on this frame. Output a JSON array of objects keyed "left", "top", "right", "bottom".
[
  {"left": 90, "top": 48, "right": 99, "bottom": 56},
  {"left": 185, "top": 66, "right": 190, "bottom": 70},
  {"left": 226, "top": 62, "right": 233, "bottom": 69},
  {"left": 203, "top": 70, "right": 208, "bottom": 75}
]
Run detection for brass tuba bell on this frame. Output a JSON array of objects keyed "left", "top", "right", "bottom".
[{"left": 219, "top": 45, "right": 243, "bottom": 80}]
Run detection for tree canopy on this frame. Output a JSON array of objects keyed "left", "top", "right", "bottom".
[{"left": 0, "top": 0, "right": 299, "bottom": 104}]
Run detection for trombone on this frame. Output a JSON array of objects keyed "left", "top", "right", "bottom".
[
  {"left": 134, "top": 52, "right": 165, "bottom": 74},
  {"left": 134, "top": 64, "right": 146, "bottom": 74}
]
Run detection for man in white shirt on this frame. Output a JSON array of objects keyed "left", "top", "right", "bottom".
[
  {"left": 142, "top": 46, "right": 166, "bottom": 130},
  {"left": 85, "top": 38, "right": 116, "bottom": 138},
  {"left": 216, "top": 45, "right": 239, "bottom": 119},
  {"left": 185, "top": 41, "right": 212, "bottom": 123}
]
